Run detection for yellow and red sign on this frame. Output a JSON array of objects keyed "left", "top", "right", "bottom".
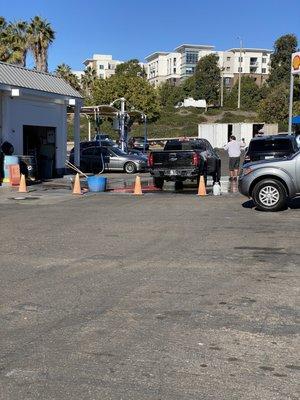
[{"left": 292, "top": 52, "right": 300, "bottom": 74}]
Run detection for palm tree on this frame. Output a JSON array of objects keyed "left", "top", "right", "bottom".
[
  {"left": 9, "top": 20, "right": 29, "bottom": 67},
  {"left": 55, "top": 63, "right": 81, "bottom": 91},
  {"left": 28, "top": 16, "right": 55, "bottom": 72},
  {"left": 81, "top": 66, "right": 97, "bottom": 96}
]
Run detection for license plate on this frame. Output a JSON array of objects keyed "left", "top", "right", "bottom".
[
  {"left": 265, "top": 156, "right": 274, "bottom": 159},
  {"left": 170, "top": 170, "right": 177, "bottom": 176}
]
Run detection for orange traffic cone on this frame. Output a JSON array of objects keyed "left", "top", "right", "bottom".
[
  {"left": 197, "top": 175, "right": 206, "bottom": 196},
  {"left": 133, "top": 176, "right": 143, "bottom": 195},
  {"left": 72, "top": 173, "right": 82, "bottom": 195},
  {"left": 18, "top": 174, "right": 28, "bottom": 193}
]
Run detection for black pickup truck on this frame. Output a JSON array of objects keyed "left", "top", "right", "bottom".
[{"left": 148, "top": 138, "right": 221, "bottom": 190}]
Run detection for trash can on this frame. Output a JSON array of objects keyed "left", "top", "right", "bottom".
[{"left": 87, "top": 176, "right": 107, "bottom": 192}]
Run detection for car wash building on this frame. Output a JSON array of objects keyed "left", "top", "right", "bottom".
[{"left": 0, "top": 62, "right": 82, "bottom": 179}]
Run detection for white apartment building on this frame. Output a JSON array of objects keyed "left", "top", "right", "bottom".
[
  {"left": 146, "top": 51, "right": 181, "bottom": 86},
  {"left": 145, "top": 44, "right": 272, "bottom": 88},
  {"left": 83, "top": 54, "right": 123, "bottom": 79}
]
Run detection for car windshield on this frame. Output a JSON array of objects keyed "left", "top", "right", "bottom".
[{"left": 249, "top": 139, "right": 293, "bottom": 152}]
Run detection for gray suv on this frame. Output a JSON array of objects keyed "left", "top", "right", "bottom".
[{"left": 239, "top": 150, "right": 300, "bottom": 211}]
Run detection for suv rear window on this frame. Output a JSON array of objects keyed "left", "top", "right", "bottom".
[{"left": 249, "top": 139, "right": 293, "bottom": 152}]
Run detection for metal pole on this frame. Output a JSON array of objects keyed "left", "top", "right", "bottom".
[
  {"left": 120, "top": 97, "right": 126, "bottom": 152},
  {"left": 288, "top": 73, "right": 294, "bottom": 134},
  {"left": 237, "top": 38, "right": 242, "bottom": 109},
  {"left": 88, "top": 120, "right": 91, "bottom": 141},
  {"left": 220, "top": 69, "right": 224, "bottom": 107},
  {"left": 143, "top": 114, "right": 147, "bottom": 153}
]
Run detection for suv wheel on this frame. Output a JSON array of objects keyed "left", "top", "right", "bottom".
[
  {"left": 252, "top": 179, "right": 287, "bottom": 212},
  {"left": 124, "top": 162, "right": 136, "bottom": 174}
]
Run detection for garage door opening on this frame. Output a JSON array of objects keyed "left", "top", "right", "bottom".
[{"left": 23, "top": 125, "right": 56, "bottom": 180}]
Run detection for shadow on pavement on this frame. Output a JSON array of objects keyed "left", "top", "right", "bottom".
[
  {"left": 242, "top": 197, "right": 300, "bottom": 211},
  {"left": 288, "top": 197, "right": 300, "bottom": 209}
]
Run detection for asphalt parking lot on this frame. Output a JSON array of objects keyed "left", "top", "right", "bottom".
[{"left": 0, "top": 188, "right": 299, "bottom": 399}]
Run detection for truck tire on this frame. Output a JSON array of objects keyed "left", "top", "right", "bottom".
[
  {"left": 153, "top": 177, "right": 164, "bottom": 189},
  {"left": 175, "top": 181, "right": 184, "bottom": 191},
  {"left": 252, "top": 179, "right": 287, "bottom": 212}
]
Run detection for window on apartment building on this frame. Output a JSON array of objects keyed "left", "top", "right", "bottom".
[
  {"left": 99, "top": 65, "right": 104, "bottom": 69},
  {"left": 238, "top": 67, "right": 243, "bottom": 72},
  {"left": 173, "top": 67, "right": 176, "bottom": 74},
  {"left": 224, "top": 78, "right": 231, "bottom": 85},
  {"left": 186, "top": 67, "right": 195, "bottom": 74},
  {"left": 262, "top": 58, "right": 266, "bottom": 63},
  {"left": 226, "top": 67, "right": 230, "bottom": 71},
  {"left": 99, "top": 74, "right": 104, "bottom": 79},
  {"left": 186, "top": 51, "right": 198, "bottom": 64},
  {"left": 173, "top": 58, "right": 176, "bottom": 65},
  {"left": 262, "top": 68, "right": 266, "bottom": 73},
  {"left": 227, "top": 57, "right": 231, "bottom": 61},
  {"left": 238, "top": 57, "right": 243, "bottom": 62}
]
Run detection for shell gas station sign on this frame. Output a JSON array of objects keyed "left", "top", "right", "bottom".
[{"left": 291, "top": 52, "right": 300, "bottom": 74}]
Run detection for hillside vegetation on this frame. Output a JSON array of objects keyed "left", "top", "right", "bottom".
[{"left": 67, "top": 108, "right": 258, "bottom": 141}]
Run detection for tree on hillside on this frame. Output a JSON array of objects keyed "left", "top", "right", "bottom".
[
  {"left": 268, "top": 34, "right": 298, "bottom": 87},
  {"left": 158, "top": 81, "right": 183, "bottom": 107},
  {"left": 258, "top": 84, "right": 289, "bottom": 127},
  {"left": 193, "top": 54, "right": 220, "bottom": 105},
  {"left": 225, "top": 76, "right": 262, "bottom": 111},
  {"left": 55, "top": 63, "right": 81, "bottom": 91},
  {"left": 91, "top": 74, "right": 160, "bottom": 121},
  {"left": 115, "top": 59, "right": 146, "bottom": 78},
  {"left": 27, "top": 16, "right": 55, "bottom": 72}
]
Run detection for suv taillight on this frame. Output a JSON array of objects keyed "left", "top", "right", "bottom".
[
  {"left": 193, "top": 153, "right": 199, "bottom": 166},
  {"left": 148, "top": 153, "right": 154, "bottom": 167}
]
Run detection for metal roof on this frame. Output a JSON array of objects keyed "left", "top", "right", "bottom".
[{"left": 0, "top": 62, "right": 82, "bottom": 98}]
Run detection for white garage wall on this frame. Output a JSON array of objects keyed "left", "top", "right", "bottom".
[{"left": 1, "top": 94, "right": 67, "bottom": 170}]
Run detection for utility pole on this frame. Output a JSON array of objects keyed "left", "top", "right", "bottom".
[
  {"left": 237, "top": 37, "right": 243, "bottom": 109},
  {"left": 120, "top": 97, "right": 126, "bottom": 152},
  {"left": 220, "top": 67, "right": 225, "bottom": 107},
  {"left": 288, "top": 72, "right": 295, "bottom": 134},
  {"left": 143, "top": 114, "right": 148, "bottom": 153}
]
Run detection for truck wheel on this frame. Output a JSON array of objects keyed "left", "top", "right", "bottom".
[
  {"left": 124, "top": 162, "right": 136, "bottom": 174},
  {"left": 252, "top": 179, "right": 287, "bottom": 212},
  {"left": 175, "top": 181, "right": 184, "bottom": 191},
  {"left": 153, "top": 177, "right": 164, "bottom": 189}
]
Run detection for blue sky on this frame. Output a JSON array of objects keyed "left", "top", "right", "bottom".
[{"left": 1, "top": 0, "right": 299, "bottom": 71}]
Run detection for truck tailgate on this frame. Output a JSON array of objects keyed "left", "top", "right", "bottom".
[{"left": 152, "top": 151, "right": 195, "bottom": 169}]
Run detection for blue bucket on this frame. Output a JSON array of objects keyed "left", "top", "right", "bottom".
[{"left": 87, "top": 176, "right": 107, "bottom": 192}]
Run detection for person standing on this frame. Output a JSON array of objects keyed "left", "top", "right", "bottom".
[{"left": 224, "top": 135, "right": 242, "bottom": 181}]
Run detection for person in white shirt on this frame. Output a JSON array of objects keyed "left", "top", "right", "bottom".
[{"left": 224, "top": 135, "right": 242, "bottom": 181}]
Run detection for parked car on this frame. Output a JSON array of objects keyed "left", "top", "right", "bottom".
[
  {"left": 128, "top": 136, "right": 149, "bottom": 151},
  {"left": 239, "top": 150, "right": 300, "bottom": 211},
  {"left": 69, "top": 144, "right": 147, "bottom": 174},
  {"left": 243, "top": 134, "right": 299, "bottom": 164},
  {"left": 148, "top": 138, "right": 221, "bottom": 190},
  {"left": 94, "top": 134, "right": 115, "bottom": 147}
]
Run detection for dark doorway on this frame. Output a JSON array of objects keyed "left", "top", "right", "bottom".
[
  {"left": 253, "top": 124, "right": 264, "bottom": 137},
  {"left": 227, "top": 124, "right": 233, "bottom": 142},
  {"left": 23, "top": 125, "right": 56, "bottom": 180}
]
